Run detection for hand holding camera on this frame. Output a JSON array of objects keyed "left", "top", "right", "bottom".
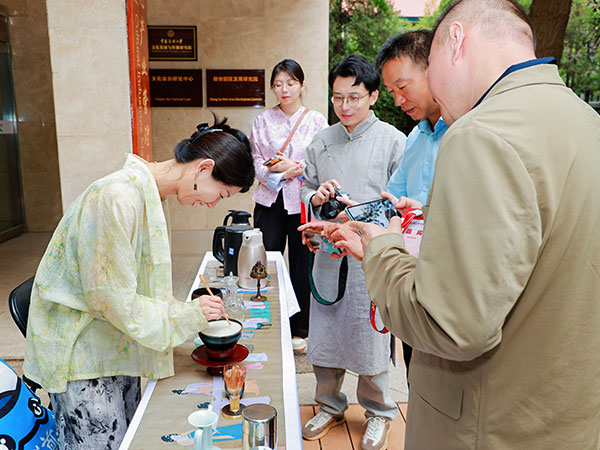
[
  {"left": 321, "top": 188, "right": 352, "bottom": 220},
  {"left": 311, "top": 180, "right": 351, "bottom": 220}
]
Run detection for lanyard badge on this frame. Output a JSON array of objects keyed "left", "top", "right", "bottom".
[{"left": 370, "top": 300, "right": 388, "bottom": 333}]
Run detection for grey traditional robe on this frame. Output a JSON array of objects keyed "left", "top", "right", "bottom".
[{"left": 300, "top": 112, "right": 406, "bottom": 375}]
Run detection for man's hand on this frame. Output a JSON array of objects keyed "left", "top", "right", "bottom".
[
  {"left": 298, "top": 221, "right": 337, "bottom": 254},
  {"left": 331, "top": 216, "right": 404, "bottom": 261},
  {"left": 332, "top": 197, "right": 358, "bottom": 223},
  {"left": 300, "top": 229, "right": 320, "bottom": 254},
  {"left": 311, "top": 179, "right": 341, "bottom": 207},
  {"left": 198, "top": 295, "right": 226, "bottom": 321},
  {"left": 380, "top": 192, "right": 422, "bottom": 215},
  {"left": 326, "top": 222, "right": 364, "bottom": 260}
]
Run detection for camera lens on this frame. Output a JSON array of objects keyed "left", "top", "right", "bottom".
[
  {"left": 320, "top": 201, "right": 339, "bottom": 219},
  {"left": 320, "top": 189, "right": 347, "bottom": 219}
]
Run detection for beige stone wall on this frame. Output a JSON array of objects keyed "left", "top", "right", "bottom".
[
  {"left": 2, "top": 0, "right": 328, "bottom": 232},
  {"left": 2, "top": 0, "right": 62, "bottom": 231},
  {"left": 46, "top": 0, "right": 133, "bottom": 210},
  {"left": 147, "top": 0, "right": 329, "bottom": 230}
]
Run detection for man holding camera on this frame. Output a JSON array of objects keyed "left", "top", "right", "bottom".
[{"left": 299, "top": 54, "right": 406, "bottom": 450}]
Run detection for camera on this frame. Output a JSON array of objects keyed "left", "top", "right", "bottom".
[{"left": 320, "top": 188, "right": 349, "bottom": 220}]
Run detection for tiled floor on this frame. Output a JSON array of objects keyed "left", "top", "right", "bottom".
[{"left": 0, "top": 232, "right": 52, "bottom": 359}]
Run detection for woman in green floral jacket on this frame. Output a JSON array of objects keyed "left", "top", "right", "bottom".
[{"left": 24, "top": 117, "right": 255, "bottom": 449}]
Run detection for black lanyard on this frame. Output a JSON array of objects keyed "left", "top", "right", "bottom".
[
  {"left": 472, "top": 57, "right": 556, "bottom": 109},
  {"left": 308, "top": 252, "right": 348, "bottom": 306}
]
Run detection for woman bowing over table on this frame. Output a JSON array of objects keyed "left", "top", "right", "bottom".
[
  {"left": 23, "top": 117, "right": 255, "bottom": 449},
  {"left": 250, "top": 59, "right": 328, "bottom": 350}
]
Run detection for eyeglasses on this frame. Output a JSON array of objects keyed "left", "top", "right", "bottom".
[
  {"left": 331, "top": 92, "right": 370, "bottom": 107},
  {"left": 273, "top": 79, "right": 300, "bottom": 90}
]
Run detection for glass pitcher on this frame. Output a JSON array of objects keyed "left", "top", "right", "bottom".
[{"left": 222, "top": 273, "right": 246, "bottom": 322}]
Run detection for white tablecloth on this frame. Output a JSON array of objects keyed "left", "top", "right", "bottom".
[{"left": 120, "top": 251, "right": 302, "bottom": 450}]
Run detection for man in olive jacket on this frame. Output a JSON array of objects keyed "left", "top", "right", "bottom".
[{"left": 328, "top": 0, "right": 600, "bottom": 448}]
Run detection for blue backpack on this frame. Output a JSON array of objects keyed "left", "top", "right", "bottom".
[{"left": 0, "top": 358, "right": 57, "bottom": 450}]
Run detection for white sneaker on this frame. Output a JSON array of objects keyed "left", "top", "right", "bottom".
[
  {"left": 302, "top": 409, "right": 346, "bottom": 440},
  {"left": 292, "top": 336, "right": 307, "bottom": 354},
  {"left": 362, "top": 416, "right": 390, "bottom": 450}
]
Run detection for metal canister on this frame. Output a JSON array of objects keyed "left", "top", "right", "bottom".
[{"left": 241, "top": 404, "right": 277, "bottom": 450}]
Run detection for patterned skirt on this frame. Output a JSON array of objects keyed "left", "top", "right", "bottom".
[{"left": 49, "top": 376, "right": 140, "bottom": 450}]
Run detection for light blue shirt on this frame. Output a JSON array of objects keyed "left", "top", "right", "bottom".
[{"left": 385, "top": 117, "right": 448, "bottom": 205}]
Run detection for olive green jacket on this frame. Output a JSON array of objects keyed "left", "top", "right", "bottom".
[{"left": 363, "top": 64, "right": 600, "bottom": 449}]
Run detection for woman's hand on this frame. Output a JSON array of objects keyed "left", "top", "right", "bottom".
[
  {"left": 311, "top": 179, "right": 341, "bottom": 207},
  {"left": 268, "top": 156, "right": 296, "bottom": 173},
  {"left": 198, "top": 295, "right": 226, "bottom": 321},
  {"left": 282, "top": 161, "right": 305, "bottom": 180}
]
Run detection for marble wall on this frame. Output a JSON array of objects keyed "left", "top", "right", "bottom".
[
  {"left": 45, "top": 0, "right": 133, "bottom": 210},
  {"left": 147, "top": 0, "right": 329, "bottom": 230},
  {"left": 2, "top": 0, "right": 62, "bottom": 231}
]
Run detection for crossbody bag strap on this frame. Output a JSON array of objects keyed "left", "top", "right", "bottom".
[
  {"left": 276, "top": 108, "right": 309, "bottom": 156},
  {"left": 308, "top": 252, "right": 348, "bottom": 305}
]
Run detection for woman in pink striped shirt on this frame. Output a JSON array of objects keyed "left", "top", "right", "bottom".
[{"left": 250, "top": 59, "right": 327, "bottom": 350}]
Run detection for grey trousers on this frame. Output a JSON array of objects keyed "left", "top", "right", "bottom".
[
  {"left": 313, "top": 365, "right": 399, "bottom": 420},
  {"left": 49, "top": 376, "right": 141, "bottom": 450}
]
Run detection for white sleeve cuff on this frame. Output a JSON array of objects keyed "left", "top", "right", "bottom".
[{"left": 266, "top": 172, "right": 287, "bottom": 192}]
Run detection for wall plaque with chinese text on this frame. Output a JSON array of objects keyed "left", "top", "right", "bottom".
[
  {"left": 148, "top": 26, "right": 197, "bottom": 61},
  {"left": 206, "top": 69, "right": 265, "bottom": 107},
  {"left": 149, "top": 69, "right": 203, "bottom": 107},
  {"left": 126, "top": 0, "right": 153, "bottom": 161}
]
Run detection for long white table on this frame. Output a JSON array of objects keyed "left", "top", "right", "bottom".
[{"left": 120, "top": 251, "right": 301, "bottom": 449}]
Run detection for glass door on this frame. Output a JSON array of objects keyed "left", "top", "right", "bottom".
[{"left": 0, "top": 14, "right": 24, "bottom": 242}]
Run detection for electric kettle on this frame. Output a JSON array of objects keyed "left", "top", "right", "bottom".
[{"left": 212, "top": 210, "right": 252, "bottom": 276}]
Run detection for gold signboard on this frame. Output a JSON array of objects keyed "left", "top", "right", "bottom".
[{"left": 148, "top": 26, "right": 197, "bottom": 61}]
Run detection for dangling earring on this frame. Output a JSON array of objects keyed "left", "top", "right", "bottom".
[{"left": 194, "top": 168, "right": 203, "bottom": 190}]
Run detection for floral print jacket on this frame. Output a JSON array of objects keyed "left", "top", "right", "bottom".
[{"left": 24, "top": 154, "right": 208, "bottom": 393}]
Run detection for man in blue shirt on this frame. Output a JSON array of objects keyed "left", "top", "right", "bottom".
[{"left": 376, "top": 30, "right": 449, "bottom": 374}]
